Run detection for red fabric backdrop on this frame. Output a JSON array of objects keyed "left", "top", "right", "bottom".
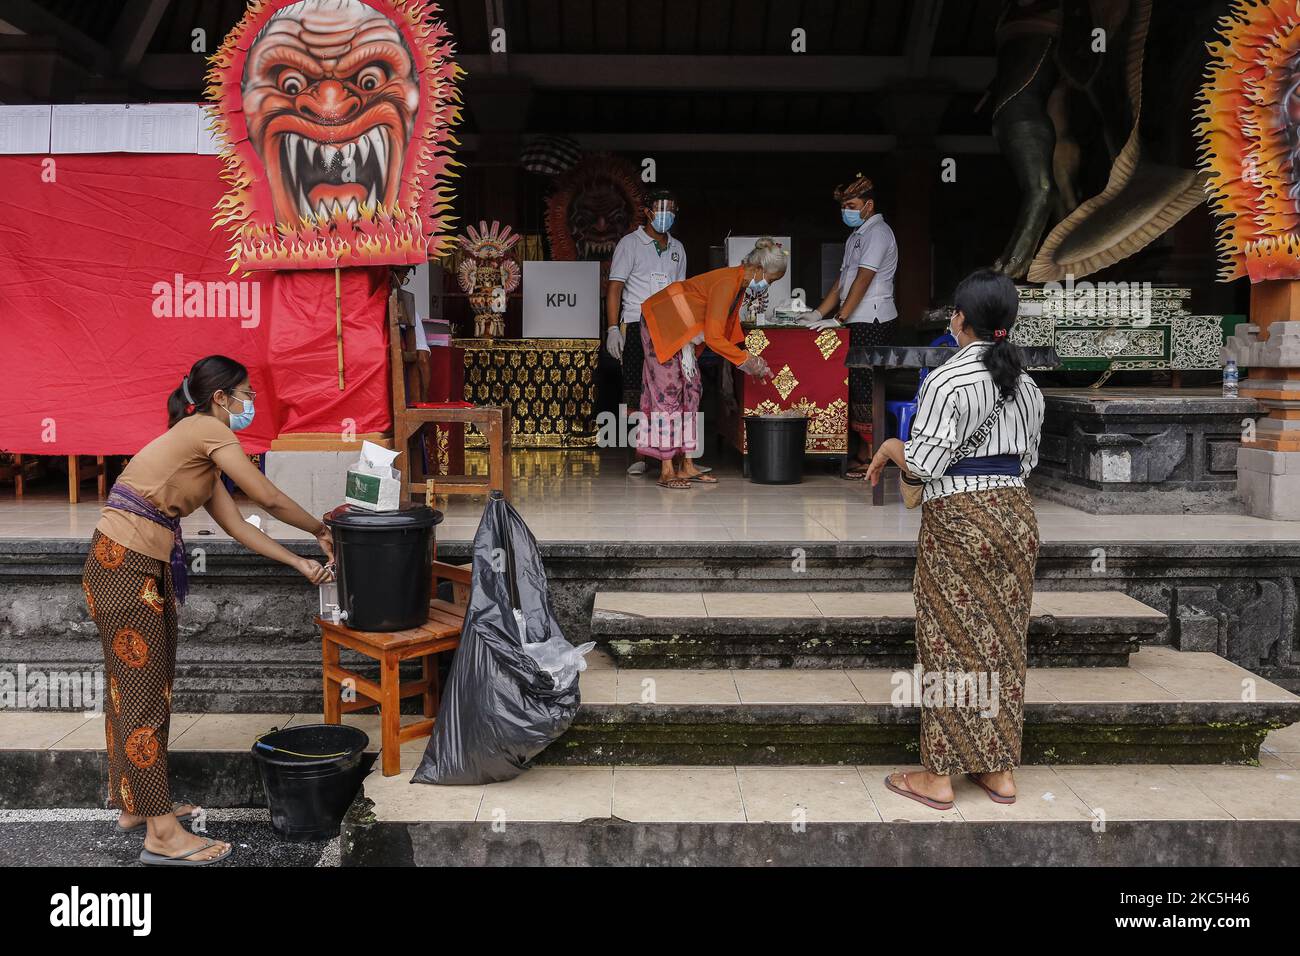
[{"left": 0, "top": 154, "right": 391, "bottom": 455}]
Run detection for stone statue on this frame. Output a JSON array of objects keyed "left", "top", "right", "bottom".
[{"left": 987, "top": 0, "right": 1205, "bottom": 281}]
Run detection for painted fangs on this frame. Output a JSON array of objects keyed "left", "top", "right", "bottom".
[
  {"left": 290, "top": 128, "right": 389, "bottom": 221},
  {"left": 285, "top": 133, "right": 300, "bottom": 177},
  {"left": 367, "top": 128, "right": 386, "bottom": 175}
]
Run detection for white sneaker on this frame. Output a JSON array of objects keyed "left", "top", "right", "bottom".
[{"left": 626, "top": 461, "right": 647, "bottom": 475}]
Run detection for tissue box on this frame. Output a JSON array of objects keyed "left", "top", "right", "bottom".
[
  {"left": 344, "top": 470, "right": 401, "bottom": 511},
  {"left": 343, "top": 440, "right": 403, "bottom": 511}
]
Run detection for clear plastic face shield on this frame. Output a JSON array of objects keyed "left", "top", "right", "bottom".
[{"left": 649, "top": 198, "right": 678, "bottom": 233}]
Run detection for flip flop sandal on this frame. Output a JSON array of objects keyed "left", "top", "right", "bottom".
[
  {"left": 139, "top": 838, "right": 231, "bottom": 867},
  {"left": 656, "top": 479, "right": 692, "bottom": 490},
  {"left": 842, "top": 470, "right": 871, "bottom": 481},
  {"left": 696, "top": 465, "right": 713, "bottom": 474},
  {"left": 883, "top": 772, "right": 955, "bottom": 811},
  {"left": 116, "top": 804, "right": 201, "bottom": 833},
  {"left": 686, "top": 474, "right": 719, "bottom": 483},
  {"left": 966, "top": 773, "right": 1017, "bottom": 805}
]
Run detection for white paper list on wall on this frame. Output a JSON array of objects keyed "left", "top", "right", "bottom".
[
  {"left": 48, "top": 103, "right": 201, "bottom": 154},
  {"left": 0, "top": 105, "right": 53, "bottom": 154}
]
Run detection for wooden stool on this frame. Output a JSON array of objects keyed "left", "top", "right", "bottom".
[{"left": 318, "top": 581, "right": 467, "bottom": 776}]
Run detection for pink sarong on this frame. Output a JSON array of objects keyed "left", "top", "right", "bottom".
[{"left": 636, "top": 320, "right": 701, "bottom": 460}]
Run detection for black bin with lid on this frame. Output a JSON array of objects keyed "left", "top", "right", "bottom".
[{"left": 323, "top": 504, "right": 443, "bottom": 632}]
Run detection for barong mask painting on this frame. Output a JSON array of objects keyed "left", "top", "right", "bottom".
[
  {"left": 1197, "top": 0, "right": 1300, "bottom": 282},
  {"left": 207, "top": 0, "right": 461, "bottom": 271}
]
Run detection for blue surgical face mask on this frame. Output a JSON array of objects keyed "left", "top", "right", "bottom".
[
  {"left": 842, "top": 208, "right": 864, "bottom": 228},
  {"left": 749, "top": 278, "right": 769, "bottom": 294},
  {"left": 652, "top": 211, "right": 676, "bottom": 233},
  {"left": 222, "top": 395, "right": 255, "bottom": 432}
]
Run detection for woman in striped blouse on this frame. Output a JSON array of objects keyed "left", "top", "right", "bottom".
[{"left": 866, "top": 269, "right": 1045, "bottom": 811}]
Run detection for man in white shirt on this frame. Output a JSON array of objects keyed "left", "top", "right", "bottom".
[
  {"left": 801, "top": 174, "right": 899, "bottom": 476},
  {"left": 605, "top": 189, "right": 687, "bottom": 474}
]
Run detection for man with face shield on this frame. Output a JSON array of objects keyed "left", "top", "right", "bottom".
[{"left": 607, "top": 189, "right": 688, "bottom": 474}]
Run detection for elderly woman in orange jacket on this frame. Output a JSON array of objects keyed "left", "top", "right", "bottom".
[{"left": 636, "top": 237, "right": 783, "bottom": 488}]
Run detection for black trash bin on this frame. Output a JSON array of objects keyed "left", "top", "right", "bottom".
[
  {"left": 745, "top": 415, "right": 808, "bottom": 484},
  {"left": 324, "top": 504, "right": 442, "bottom": 632},
  {"left": 252, "top": 723, "right": 370, "bottom": 841}
]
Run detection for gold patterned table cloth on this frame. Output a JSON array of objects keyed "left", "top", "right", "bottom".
[{"left": 458, "top": 338, "right": 599, "bottom": 448}]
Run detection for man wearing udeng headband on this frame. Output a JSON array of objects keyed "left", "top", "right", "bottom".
[{"left": 801, "top": 174, "right": 899, "bottom": 478}]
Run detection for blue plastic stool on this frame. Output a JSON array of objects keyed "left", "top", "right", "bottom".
[{"left": 885, "top": 400, "right": 918, "bottom": 441}]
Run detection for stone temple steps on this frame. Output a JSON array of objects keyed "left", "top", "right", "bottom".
[
  {"left": 547, "top": 645, "right": 1300, "bottom": 767},
  {"left": 574, "top": 591, "right": 1300, "bottom": 767},
  {"left": 590, "top": 590, "right": 1167, "bottom": 668}
]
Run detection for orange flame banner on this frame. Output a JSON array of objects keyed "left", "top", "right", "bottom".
[
  {"left": 1196, "top": 0, "right": 1300, "bottom": 282},
  {"left": 206, "top": 0, "right": 461, "bottom": 271}
]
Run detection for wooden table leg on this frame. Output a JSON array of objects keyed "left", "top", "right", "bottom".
[
  {"left": 68, "top": 455, "right": 79, "bottom": 504},
  {"left": 14, "top": 454, "right": 24, "bottom": 498},
  {"left": 321, "top": 633, "right": 341, "bottom": 724},
  {"left": 871, "top": 368, "right": 886, "bottom": 506},
  {"left": 380, "top": 652, "right": 401, "bottom": 776},
  {"left": 422, "top": 653, "right": 438, "bottom": 718}
]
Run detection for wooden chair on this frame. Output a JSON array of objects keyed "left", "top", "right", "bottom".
[
  {"left": 1, "top": 454, "right": 107, "bottom": 502},
  {"left": 318, "top": 560, "right": 472, "bottom": 776},
  {"left": 67, "top": 455, "right": 108, "bottom": 503},
  {"left": 386, "top": 289, "right": 511, "bottom": 506}
]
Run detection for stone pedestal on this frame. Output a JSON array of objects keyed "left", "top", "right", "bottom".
[
  {"left": 1234, "top": 447, "right": 1300, "bottom": 521},
  {"left": 1223, "top": 300, "right": 1300, "bottom": 518},
  {"left": 1029, "top": 388, "right": 1262, "bottom": 514},
  {"left": 264, "top": 450, "right": 361, "bottom": 520}
]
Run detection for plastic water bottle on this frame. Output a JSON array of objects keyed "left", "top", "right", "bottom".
[{"left": 1223, "top": 359, "right": 1239, "bottom": 399}]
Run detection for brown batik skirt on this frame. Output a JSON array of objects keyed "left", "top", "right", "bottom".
[
  {"left": 847, "top": 319, "right": 896, "bottom": 443},
  {"left": 82, "top": 529, "right": 178, "bottom": 817},
  {"left": 912, "top": 487, "right": 1040, "bottom": 775}
]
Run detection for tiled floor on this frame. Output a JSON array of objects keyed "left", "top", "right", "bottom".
[{"left": 5, "top": 449, "right": 1300, "bottom": 544}]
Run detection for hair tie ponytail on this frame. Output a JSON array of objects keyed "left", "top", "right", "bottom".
[
  {"left": 167, "top": 356, "right": 247, "bottom": 428},
  {"left": 992, "top": 328, "right": 1007, "bottom": 339}
]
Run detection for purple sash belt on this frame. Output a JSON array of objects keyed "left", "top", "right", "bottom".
[{"left": 105, "top": 482, "right": 188, "bottom": 604}]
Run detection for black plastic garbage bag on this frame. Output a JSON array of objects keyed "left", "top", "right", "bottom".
[{"left": 412, "top": 491, "right": 589, "bottom": 785}]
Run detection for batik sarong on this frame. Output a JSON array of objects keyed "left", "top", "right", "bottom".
[
  {"left": 912, "top": 487, "right": 1039, "bottom": 775},
  {"left": 83, "top": 529, "right": 178, "bottom": 817},
  {"left": 848, "top": 319, "right": 896, "bottom": 444},
  {"left": 636, "top": 319, "right": 701, "bottom": 460}
]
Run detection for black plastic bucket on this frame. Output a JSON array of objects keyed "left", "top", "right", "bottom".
[
  {"left": 324, "top": 504, "right": 442, "bottom": 631},
  {"left": 251, "top": 723, "right": 370, "bottom": 841},
  {"left": 745, "top": 416, "right": 808, "bottom": 484}
]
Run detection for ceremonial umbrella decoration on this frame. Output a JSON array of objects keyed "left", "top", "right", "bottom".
[
  {"left": 205, "top": 0, "right": 462, "bottom": 386},
  {"left": 456, "top": 221, "right": 521, "bottom": 339},
  {"left": 1197, "top": 0, "right": 1300, "bottom": 282}
]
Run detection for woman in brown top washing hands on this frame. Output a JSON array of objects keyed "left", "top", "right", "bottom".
[{"left": 84, "top": 355, "right": 333, "bottom": 866}]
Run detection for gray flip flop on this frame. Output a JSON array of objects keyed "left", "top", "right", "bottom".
[
  {"left": 116, "top": 804, "right": 201, "bottom": 833},
  {"left": 139, "top": 837, "right": 231, "bottom": 866}
]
